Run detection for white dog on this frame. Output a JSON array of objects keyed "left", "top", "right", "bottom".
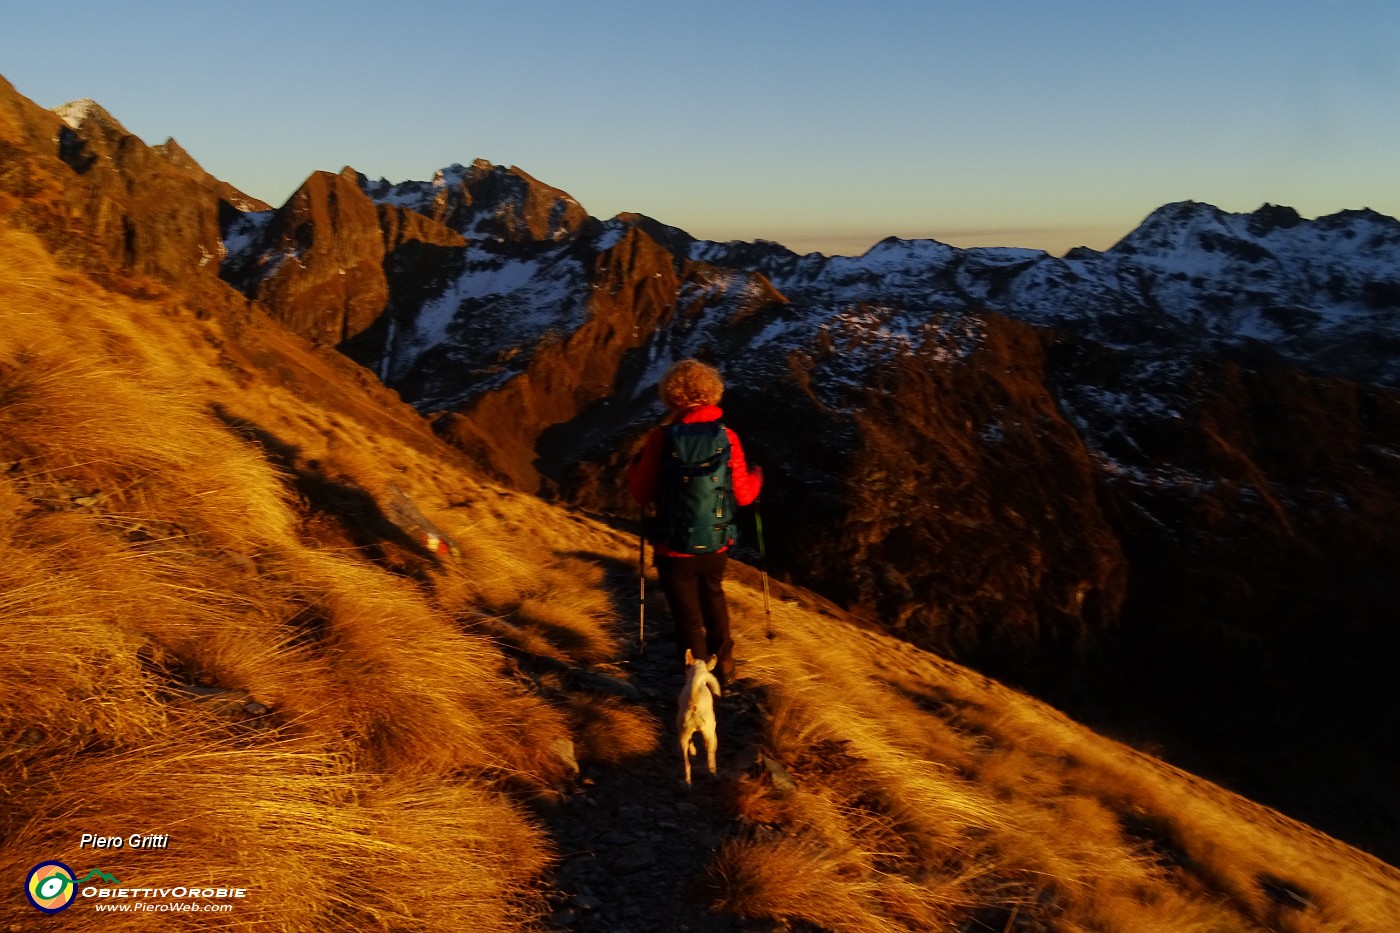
[{"left": 677, "top": 649, "right": 722, "bottom": 785}]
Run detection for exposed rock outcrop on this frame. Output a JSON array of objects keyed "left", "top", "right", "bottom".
[
  {"left": 439, "top": 225, "right": 786, "bottom": 490},
  {"left": 403, "top": 159, "right": 592, "bottom": 243},
  {"left": 222, "top": 168, "right": 467, "bottom": 346}
]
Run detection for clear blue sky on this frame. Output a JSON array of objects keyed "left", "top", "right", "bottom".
[{"left": 2, "top": 1, "right": 1396, "bottom": 255}]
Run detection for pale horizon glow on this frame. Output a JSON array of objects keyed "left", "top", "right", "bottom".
[
  {"left": 704, "top": 223, "right": 1143, "bottom": 257},
  {"left": 1, "top": 1, "right": 1396, "bottom": 258}
]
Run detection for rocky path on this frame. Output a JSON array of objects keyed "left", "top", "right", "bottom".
[{"left": 534, "top": 602, "right": 772, "bottom": 933}]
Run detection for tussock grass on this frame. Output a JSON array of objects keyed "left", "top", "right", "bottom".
[
  {"left": 0, "top": 227, "right": 579, "bottom": 930},
  {"left": 703, "top": 598, "right": 1004, "bottom": 930},
  {"left": 700, "top": 582, "right": 1400, "bottom": 932},
  {"left": 563, "top": 695, "right": 661, "bottom": 765},
  {"left": 711, "top": 829, "right": 921, "bottom": 933},
  {"left": 0, "top": 523, "right": 162, "bottom": 756},
  {"left": 937, "top": 690, "right": 1400, "bottom": 932},
  {"left": 513, "top": 594, "right": 618, "bottom": 666},
  {"left": 2, "top": 725, "right": 549, "bottom": 931}
]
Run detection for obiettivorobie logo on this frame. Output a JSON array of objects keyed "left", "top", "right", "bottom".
[
  {"left": 24, "top": 858, "right": 247, "bottom": 915},
  {"left": 25, "top": 862, "right": 120, "bottom": 914}
]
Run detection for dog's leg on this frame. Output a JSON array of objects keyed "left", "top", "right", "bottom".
[
  {"left": 703, "top": 721, "right": 718, "bottom": 776},
  {"left": 680, "top": 730, "right": 692, "bottom": 785}
]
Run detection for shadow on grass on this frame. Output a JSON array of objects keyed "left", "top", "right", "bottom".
[{"left": 211, "top": 404, "right": 438, "bottom": 576}]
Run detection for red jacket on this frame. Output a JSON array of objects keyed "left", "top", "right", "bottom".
[{"left": 628, "top": 405, "right": 762, "bottom": 556}]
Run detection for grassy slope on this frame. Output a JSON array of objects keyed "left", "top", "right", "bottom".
[
  {"left": 0, "top": 226, "right": 578, "bottom": 930},
  {"left": 2, "top": 223, "right": 1397, "bottom": 932}
]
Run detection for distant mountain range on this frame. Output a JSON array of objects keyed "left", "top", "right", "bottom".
[{"left": 228, "top": 161, "right": 1400, "bottom": 398}]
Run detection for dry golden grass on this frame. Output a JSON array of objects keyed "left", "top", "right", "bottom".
[
  {"left": 712, "top": 828, "right": 936, "bottom": 933},
  {"left": 700, "top": 579, "right": 1400, "bottom": 932},
  {"left": 3, "top": 723, "right": 551, "bottom": 931},
  {"left": 0, "top": 227, "right": 593, "bottom": 930},
  {"left": 563, "top": 694, "right": 661, "bottom": 765}
]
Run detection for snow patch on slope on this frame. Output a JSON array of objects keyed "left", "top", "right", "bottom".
[
  {"left": 54, "top": 99, "right": 103, "bottom": 129},
  {"left": 387, "top": 244, "right": 590, "bottom": 402}
]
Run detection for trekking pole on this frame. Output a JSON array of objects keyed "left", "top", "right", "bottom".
[
  {"left": 637, "top": 511, "right": 647, "bottom": 654},
  {"left": 754, "top": 497, "right": 774, "bottom": 640}
]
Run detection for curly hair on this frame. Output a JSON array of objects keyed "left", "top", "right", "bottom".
[{"left": 659, "top": 359, "right": 724, "bottom": 411}]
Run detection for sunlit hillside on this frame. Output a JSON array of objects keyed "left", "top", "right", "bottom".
[{"left": 3, "top": 222, "right": 1399, "bottom": 931}]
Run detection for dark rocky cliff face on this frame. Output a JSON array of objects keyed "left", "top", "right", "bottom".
[
  {"left": 1083, "top": 353, "right": 1400, "bottom": 714},
  {"left": 222, "top": 168, "right": 468, "bottom": 347},
  {"left": 0, "top": 81, "right": 266, "bottom": 300},
  {"left": 821, "top": 325, "right": 1127, "bottom": 665}
]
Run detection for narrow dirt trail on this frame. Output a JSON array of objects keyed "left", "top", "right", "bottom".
[{"left": 532, "top": 569, "right": 773, "bottom": 933}]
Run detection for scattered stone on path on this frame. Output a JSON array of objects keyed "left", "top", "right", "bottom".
[
  {"left": 759, "top": 754, "right": 797, "bottom": 794},
  {"left": 617, "top": 840, "right": 658, "bottom": 872},
  {"left": 551, "top": 738, "right": 580, "bottom": 776},
  {"left": 569, "top": 894, "right": 602, "bottom": 912}
]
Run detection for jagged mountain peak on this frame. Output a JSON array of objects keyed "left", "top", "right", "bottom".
[
  {"left": 0, "top": 84, "right": 265, "bottom": 286},
  {"left": 1246, "top": 202, "right": 1303, "bottom": 236},
  {"left": 1314, "top": 207, "right": 1400, "bottom": 255},
  {"left": 1320, "top": 206, "right": 1400, "bottom": 227},
  {"left": 865, "top": 233, "right": 952, "bottom": 253},
  {"left": 858, "top": 234, "right": 1038, "bottom": 266},
  {"left": 152, "top": 136, "right": 202, "bottom": 172},
  {"left": 357, "top": 159, "right": 588, "bottom": 243},
  {"left": 603, "top": 211, "right": 702, "bottom": 257},
  {"left": 53, "top": 97, "right": 123, "bottom": 132},
  {"left": 1110, "top": 199, "right": 1400, "bottom": 260},
  {"left": 1108, "top": 199, "right": 1230, "bottom": 253}
]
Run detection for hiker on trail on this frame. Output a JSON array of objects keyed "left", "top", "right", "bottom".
[{"left": 628, "top": 359, "right": 763, "bottom": 688}]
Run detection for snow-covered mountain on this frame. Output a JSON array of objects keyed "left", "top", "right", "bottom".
[
  {"left": 225, "top": 158, "right": 1400, "bottom": 405},
  {"left": 689, "top": 200, "right": 1400, "bottom": 384}
]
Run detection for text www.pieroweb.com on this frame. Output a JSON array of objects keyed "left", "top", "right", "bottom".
[{"left": 93, "top": 900, "right": 235, "bottom": 914}]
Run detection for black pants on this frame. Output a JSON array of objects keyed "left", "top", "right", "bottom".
[{"left": 656, "top": 551, "right": 734, "bottom": 678}]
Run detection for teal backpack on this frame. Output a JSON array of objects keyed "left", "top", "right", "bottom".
[{"left": 657, "top": 421, "right": 736, "bottom": 554}]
